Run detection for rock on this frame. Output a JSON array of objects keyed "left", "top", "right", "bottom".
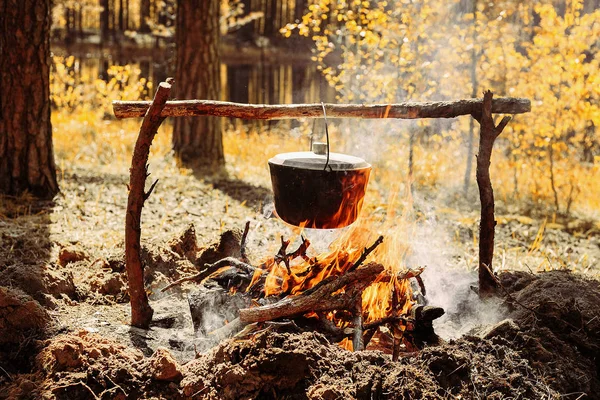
[
  {"left": 195, "top": 230, "right": 242, "bottom": 267},
  {"left": 147, "top": 347, "right": 183, "bottom": 382},
  {"left": 43, "top": 267, "right": 77, "bottom": 298},
  {"left": 168, "top": 224, "right": 199, "bottom": 260},
  {"left": 89, "top": 271, "right": 127, "bottom": 299},
  {"left": 480, "top": 318, "right": 520, "bottom": 340},
  {"left": 58, "top": 245, "right": 88, "bottom": 266}
]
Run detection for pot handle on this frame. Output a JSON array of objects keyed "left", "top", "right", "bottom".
[{"left": 321, "top": 102, "right": 331, "bottom": 171}]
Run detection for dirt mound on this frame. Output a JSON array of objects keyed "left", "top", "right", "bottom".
[
  {"left": 181, "top": 330, "right": 557, "bottom": 399},
  {"left": 499, "top": 270, "right": 600, "bottom": 397},
  {"left": 0, "top": 264, "right": 76, "bottom": 307},
  {"left": 0, "top": 287, "right": 48, "bottom": 347},
  {"left": 27, "top": 330, "right": 182, "bottom": 399}
]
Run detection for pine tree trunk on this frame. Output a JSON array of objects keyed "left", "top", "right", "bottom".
[
  {"left": 173, "top": 0, "right": 224, "bottom": 170},
  {"left": 118, "top": 0, "right": 125, "bottom": 32},
  {"left": 0, "top": 0, "right": 58, "bottom": 199},
  {"left": 139, "top": 0, "right": 151, "bottom": 32},
  {"left": 100, "top": 0, "right": 110, "bottom": 42}
]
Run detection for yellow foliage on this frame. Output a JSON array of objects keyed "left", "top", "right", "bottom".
[{"left": 283, "top": 0, "right": 600, "bottom": 216}]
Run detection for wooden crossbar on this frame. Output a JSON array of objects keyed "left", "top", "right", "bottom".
[{"left": 112, "top": 98, "right": 530, "bottom": 120}]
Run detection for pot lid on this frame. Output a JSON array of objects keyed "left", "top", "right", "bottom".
[{"left": 268, "top": 150, "right": 371, "bottom": 171}]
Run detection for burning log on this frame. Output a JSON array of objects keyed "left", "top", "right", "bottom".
[
  {"left": 160, "top": 221, "right": 437, "bottom": 355},
  {"left": 239, "top": 262, "right": 385, "bottom": 324}
]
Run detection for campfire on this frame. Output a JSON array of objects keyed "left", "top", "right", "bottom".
[{"left": 164, "top": 192, "right": 444, "bottom": 359}]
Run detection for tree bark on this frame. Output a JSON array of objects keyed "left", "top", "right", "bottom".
[
  {"left": 173, "top": 0, "right": 224, "bottom": 170},
  {"left": 0, "top": 0, "right": 58, "bottom": 199}
]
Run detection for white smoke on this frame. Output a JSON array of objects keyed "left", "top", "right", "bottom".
[{"left": 406, "top": 199, "right": 507, "bottom": 339}]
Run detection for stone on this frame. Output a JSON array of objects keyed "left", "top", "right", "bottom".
[
  {"left": 147, "top": 347, "right": 183, "bottom": 382},
  {"left": 58, "top": 245, "right": 88, "bottom": 266}
]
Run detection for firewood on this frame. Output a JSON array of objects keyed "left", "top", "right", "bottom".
[
  {"left": 238, "top": 262, "right": 385, "bottom": 324},
  {"left": 161, "top": 257, "right": 279, "bottom": 292},
  {"left": 347, "top": 235, "right": 384, "bottom": 272},
  {"left": 352, "top": 300, "right": 364, "bottom": 351},
  {"left": 239, "top": 221, "right": 250, "bottom": 263}
]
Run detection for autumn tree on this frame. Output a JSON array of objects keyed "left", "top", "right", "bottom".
[
  {"left": 172, "top": 0, "right": 224, "bottom": 170},
  {"left": 0, "top": 0, "right": 59, "bottom": 199}
]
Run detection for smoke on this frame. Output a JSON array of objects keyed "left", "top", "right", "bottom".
[{"left": 406, "top": 200, "right": 507, "bottom": 339}]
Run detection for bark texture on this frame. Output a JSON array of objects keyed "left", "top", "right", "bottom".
[
  {"left": 173, "top": 0, "right": 224, "bottom": 169},
  {"left": 0, "top": 0, "right": 58, "bottom": 199},
  {"left": 114, "top": 97, "right": 531, "bottom": 120}
]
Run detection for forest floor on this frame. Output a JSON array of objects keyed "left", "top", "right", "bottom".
[{"left": 1, "top": 139, "right": 600, "bottom": 398}]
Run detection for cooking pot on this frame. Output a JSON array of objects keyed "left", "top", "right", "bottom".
[{"left": 268, "top": 142, "right": 371, "bottom": 229}]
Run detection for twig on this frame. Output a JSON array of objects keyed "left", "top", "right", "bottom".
[
  {"left": 275, "top": 236, "right": 291, "bottom": 274},
  {"left": 143, "top": 178, "right": 159, "bottom": 201},
  {"left": 352, "top": 300, "right": 364, "bottom": 351},
  {"left": 52, "top": 381, "right": 99, "bottom": 399},
  {"left": 348, "top": 235, "right": 384, "bottom": 272},
  {"left": 103, "top": 375, "right": 127, "bottom": 397},
  {"left": 275, "top": 235, "right": 311, "bottom": 275},
  {"left": 288, "top": 235, "right": 311, "bottom": 262},
  {"left": 0, "top": 365, "right": 12, "bottom": 381},
  {"left": 161, "top": 257, "right": 275, "bottom": 292},
  {"left": 240, "top": 221, "right": 250, "bottom": 263}
]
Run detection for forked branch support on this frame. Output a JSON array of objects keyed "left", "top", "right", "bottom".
[
  {"left": 120, "top": 80, "right": 530, "bottom": 328},
  {"left": 113, "top": 98, "right": 530, "bottom": 120}
]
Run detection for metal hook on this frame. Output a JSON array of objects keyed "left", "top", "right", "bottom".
[{"left": 321, "top": 102, "right": 330, "bottom": 171}]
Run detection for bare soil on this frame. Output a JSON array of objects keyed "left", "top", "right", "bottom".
[{"left": 1, "top": 162, "right": 599, "bottom": 399}]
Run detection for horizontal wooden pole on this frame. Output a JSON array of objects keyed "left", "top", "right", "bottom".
[{"left": 112, "top": 97, "right": 530, "bottom": 120}]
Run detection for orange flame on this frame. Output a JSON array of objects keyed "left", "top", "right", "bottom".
[{"left": 250, "top": 185, "right": 418, "bottom": 340}]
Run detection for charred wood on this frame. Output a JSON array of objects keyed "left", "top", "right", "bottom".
[{"left": 239, "top": 262, "right": 385, "bottom": 323}]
